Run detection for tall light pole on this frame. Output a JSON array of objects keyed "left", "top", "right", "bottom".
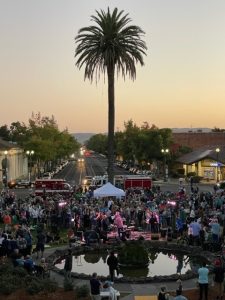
[
  {"left": 216, "top": 147, "right": 220, "bottom": 182},
  {"left": 3, "top": 150, "right": 8, "bottom": 188},
  {"left": 161, "top": 148, "right": 169, "bottom": 182},
  {"left": 26, "top": 150, "right": 34, "bottom": 183}
]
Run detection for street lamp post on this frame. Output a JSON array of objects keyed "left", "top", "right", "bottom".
[
  {"left": 26, "top": 150, "right": 34, "bottom": 183},
  {"left": 161, "top": 148, "right": 169, "bottom": 182},
  {"left": 3, "top": 150, "right": 8, "bottom": 188},
  {"left": 216, "top": 147, "right": 220, "bottom": 182}
]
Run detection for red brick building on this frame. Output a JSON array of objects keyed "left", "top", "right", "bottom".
[{"left": 172, "top": 132, "right": 225, "bottom": 150}]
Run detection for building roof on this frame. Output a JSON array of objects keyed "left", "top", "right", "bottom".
[
  {"left": 176, "top": 146, "right": 225, "bottom": 165},
  {"left": 172, "top": 128, "right": 212, "bottom": 133},
  {"left": 0, "top": 138, "right": 20, "bottom": 151}
]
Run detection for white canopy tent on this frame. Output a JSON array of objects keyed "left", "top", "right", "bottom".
[{"left": 93, "top": 182, "right": 125, "bottom": 198}]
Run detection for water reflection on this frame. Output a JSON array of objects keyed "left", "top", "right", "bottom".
[
  {"left": 176, "top": 254, "right": 184, "bottom": 274},
  {"left": 84, "top": 253, "right": 101, "bottom": 264},
  {"left": 55, "top": 250, "right": 202, "bottom": 278},
  {"left": 149, "top": 251, "right": 158, "bottom": 264}
]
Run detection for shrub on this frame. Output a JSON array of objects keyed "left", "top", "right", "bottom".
[
  {"left": 219, "top": 181, "right": 225, "bottom": 189},
  {"left": 26, "top": 277, "right": 58, "bottom": 295},
  {"left": 0, "top": 279, "right": 17, "bottom": 295},
  {"left": 43, "top": 278, "right": 58, "bottom": 293},
  {"left": 75, "top": 284, "right": 90, "bottom": 299},
  {"left": 7, "top": 274, "right": 24, "bottom": 289},
  {"left": 0, "top": 261, "right": 14, "bottom": 276},
  {"left": 192, "top": 176, "right": 203, "bottom": 183},
  {"left": 170, "top": 170, "right": 180, "bottom": 178},
  {"left": 0, "top": 273, "right": 25, "bottom": 293},
  {"left": 0, "top": 264, "right": 29, "bottom": 295},
  {"left": 12, "top": 266, "right": 28, "bottom": 278},
  {"left": 187, "top": 172, "right": 196, "bottom": 177},
  {"left": 64, "top": 278, "right": 74, "bottom": 291},
  {"left": 177, "top": 168, "right": 185, "bottom": 175},
  {"left": 118, "top": 241, "right": 149, "bottom": 267},
  {"left": 26, "top": 278, "right": 44, "bottom": 295}
]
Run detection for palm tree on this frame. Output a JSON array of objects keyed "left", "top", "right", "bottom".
[{"left": 75, "top": 7, "right": 147, "bottom": 183}]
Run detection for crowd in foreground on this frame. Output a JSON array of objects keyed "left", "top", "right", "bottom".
[{"left": 0, "top": 182, "right": 225, "bottom": 299}]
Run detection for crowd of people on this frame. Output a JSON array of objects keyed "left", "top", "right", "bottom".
[{"left": 0, "top": 182, "right": 225, "bottom": 299}]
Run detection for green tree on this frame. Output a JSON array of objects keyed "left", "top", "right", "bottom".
[
  {"left": 212, "top": 127, "right": 225, "bottom": 132},
  {"left": 0, "top": 114, "right": 80, "bottom": 178},
  {"left": 120, "top": 120, "right": 140, "bottom": 163},
  {"left": 0, "top": 125, "right": 10, "bottom": 141},
  {"left": 86, "top": 134, "right": 107, "bottom": 154},
  {"left": 9, "top": 121, "right": 29, "bottom": 144},
  {"left": 75, "top": 7, "right": 147, "bottom": 183},
  {"left": 24, "top": 113, "right": 80, "bottom": 175}
]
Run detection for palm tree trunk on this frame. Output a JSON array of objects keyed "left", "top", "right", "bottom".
[{"left": 107, "top": 66, "right": 115, "bottom": 184}]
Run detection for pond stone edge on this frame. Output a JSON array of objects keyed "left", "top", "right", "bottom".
[{"left": 46, "top": 240, "right": 216, "bottom": 284}]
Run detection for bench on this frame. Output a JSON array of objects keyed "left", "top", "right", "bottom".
[{"left": 100, "top": 290, "right": 120, "bottom": 299}]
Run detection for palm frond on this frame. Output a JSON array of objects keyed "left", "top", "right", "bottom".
[{"left": 75, "top": 7, "right": 147, "bottom": 82}]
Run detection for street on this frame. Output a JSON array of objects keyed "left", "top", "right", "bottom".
[{"left": 10, "top": 153, "right": 215, "bottom": 198}]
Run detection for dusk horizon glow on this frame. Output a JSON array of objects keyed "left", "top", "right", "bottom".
[{"left": 1, "top": 0, "right": 225, "bottom": 133}]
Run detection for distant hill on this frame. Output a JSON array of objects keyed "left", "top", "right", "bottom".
[
  {"left": 172, "top": 128, "right": 212, "bottom": 133},
  {"left": 73, "top": 128, "right": 213, "bottom": 144},
  {"left": 72, "top": 133, "right": 95, "bottom": 144}
]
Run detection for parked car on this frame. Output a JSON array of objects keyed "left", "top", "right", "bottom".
[
  {"left": 8, "top": 179, "right": 34, "bottom": 189},
  {"left": 42, "top": 172, "right": 52, "bottom": 179},
  {"left": 16, "top": 180, "right": 33, "bottom": 188}
]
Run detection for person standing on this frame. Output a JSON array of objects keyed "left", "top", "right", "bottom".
[
  {"left": 107, "top": 251, "right": 119, "bottom": 282},
  {"left": 189, "top": 218, "right": 201, "bottom": 245},
  {"left": 213, "top": 258, "right": 225, "bottom": 300},
  {"left": 16, "top": 234, "right": 27, "bottom": 257},
  {"left": 210, "top": 218, "right": 221, "bottom": 243},
  {"left": 158, "top": 286, "right": 170, "bottom": 300},
  {"left": 64, "top": 248, "right": 73, "bottom": 280},
  {"left": 179, "top": 177, "right": 184, "bottom": 186},
  {"left": 198, "top": 262, "right": 209, "bottom": 300},
  {"left": 90, "top": 272, "right": 102, "bottom": 300},
  {"left": 114, "top": 212, "right": 124, "bottom": 238},
  {"left": 36, "top": 230, "right": 46, "bottom": 259},
  {"left": 190, "top": 176, "right": 194, "bottom": 189},
  {"left": 3, "top": 212, "right": 12, "bottom": 231}
]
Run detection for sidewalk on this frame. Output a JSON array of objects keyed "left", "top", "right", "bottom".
[{"left": 154, "top": 177, "right": 216, "bottom": 186}]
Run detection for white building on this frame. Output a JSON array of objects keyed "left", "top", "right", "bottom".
[{"left": 0, "top": 138, "right": 27, "bottom": 185}]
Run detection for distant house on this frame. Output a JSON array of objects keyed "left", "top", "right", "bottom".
[
  {"left": 0, "top": 138, "right": 27, "bottom": 185},
  {"left": 176, "top": 146, "right": 225, "bottom": 181}
]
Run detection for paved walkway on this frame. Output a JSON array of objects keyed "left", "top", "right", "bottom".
[{"left": 49, "top": 271, "right": 198, "bottom": 300}]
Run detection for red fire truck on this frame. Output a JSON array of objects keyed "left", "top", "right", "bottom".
[
  {"left": 35, "top": 179, "right": 72, "bottom": 196},
  {"left": 123, "top": 175, "right": 152, "bottom": 189},
  {"left": 90, "top": 175, "right": 152, "bottom": 190}
]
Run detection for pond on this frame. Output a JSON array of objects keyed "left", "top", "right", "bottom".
[{"left": 55, "top": 250, "right": 204, "bottom": 278}]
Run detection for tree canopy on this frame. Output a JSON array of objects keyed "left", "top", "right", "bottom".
[
  {"left": 0, "top": 113, "right": 80, "bottom": 165},
  {"left": 86, "top": 120, "right": 173, "bottom": 167}
]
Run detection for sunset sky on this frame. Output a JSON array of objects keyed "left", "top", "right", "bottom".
[{"left": 1, "top": 0, "right": 225, "bottom": 133}]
